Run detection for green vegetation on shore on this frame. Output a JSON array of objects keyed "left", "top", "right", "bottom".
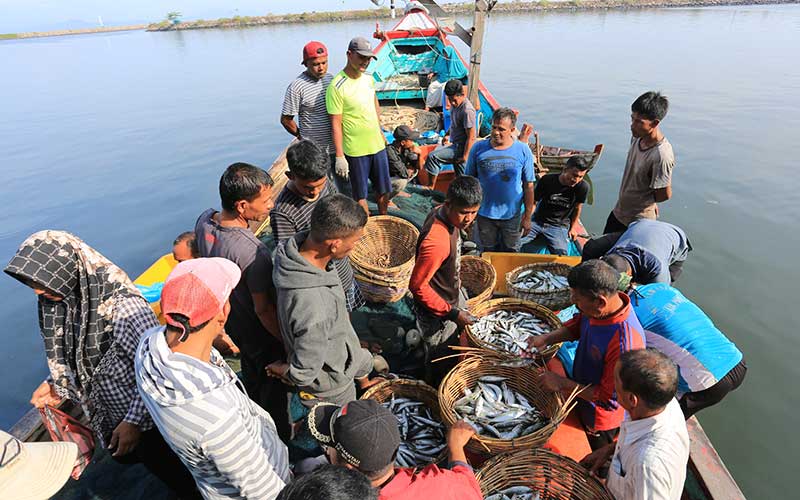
[
  {"left": 0, "top": 33, "right": 19, "bottom": 39},
  {"left": 146, "top": 0, "right": 798, "bottom": 31}
]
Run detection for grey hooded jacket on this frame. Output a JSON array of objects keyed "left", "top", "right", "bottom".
[{"left": 272, "top": 231, "right": 372, "bottom": 404}]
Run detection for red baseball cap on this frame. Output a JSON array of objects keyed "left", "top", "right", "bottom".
[
  {"left": 161, "top": 258, "right": 241, "bottom": 333},
  {"left": 302, "top": 41, "right": 328, "bottom": 64}
]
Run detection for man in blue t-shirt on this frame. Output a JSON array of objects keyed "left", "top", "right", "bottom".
[{"left": 465, "top": 107, "right": 535, "bottom": 252}]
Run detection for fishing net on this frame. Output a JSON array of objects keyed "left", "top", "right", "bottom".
[{"left": 380, "top": 104, "right": 442, "bottom": 133}]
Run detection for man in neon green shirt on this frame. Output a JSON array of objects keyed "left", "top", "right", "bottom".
[{"left": 326, "top": 37, "right": 391, "bottom": 216}]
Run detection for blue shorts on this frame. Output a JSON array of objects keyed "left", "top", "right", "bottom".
[{"left": 346, "top": 149, "right": 392, "bottom": 201}]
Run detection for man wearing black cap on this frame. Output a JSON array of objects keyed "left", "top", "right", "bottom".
[
  {"left": 307, "top": 400, "right": 483, "bottom": 500},
  {"left": 422, "top": 79, "right": 477, "bottom": 187},
  {"left": 327, "top": 36, "right": 392, "bottom": 216},
  {"left": 386, "top": 125, "right": 422, "bottom": 204}
]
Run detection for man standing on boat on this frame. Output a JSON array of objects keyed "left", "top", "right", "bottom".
[
  {"left": 270, "top": 139, "right": 365, "bottom": 312},
  {"left": 581, "top": 349, "right": 689, "bottom": 499},
  {"left": 135, "top": 258, "right": 291, "bottom": 499},
  {"left": 465, "top": 107, "right": 535, "bottom": 252},
  {"left": 605, "top": 91, "right": 674, "bottom": 234},
  {"left": 268, "top": 195, "right": 378, "bottom": 406},
  {"left": 326, "top": 37, "right": 392, "bottom": 216},
  {"left": 281, "top": 41, "right": 350, "bottom": 196},
  {"left": 194, "top": 163, "right": 291, "bottom": 443},
  {"left": 410, "top": 176, "right": 482, "bottom": 383},
  {"left": 423, "top": 79, "right": 477, "bottom": 187}
]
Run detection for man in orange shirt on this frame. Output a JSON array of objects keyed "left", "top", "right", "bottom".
[{"left": 409, "top": 176, "right": 482, "bottom": 381}]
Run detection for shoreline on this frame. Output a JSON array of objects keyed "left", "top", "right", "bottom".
[
  {"left": 1, "top": 24, "right": 147, "bottom": 40},
  {"left": 145, "top": 0, "right": 798, "bottom": 32},
  {"left": 2, "top": 0, "right": 795, "bottom": 40}
]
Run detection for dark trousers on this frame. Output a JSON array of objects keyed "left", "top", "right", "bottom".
[
  {"left": 113, "top": 428, "right": 201, "bottom": 499},
  {"left": 240, "top": 354, "right": 292, "bottom": 443},
  {"left": 603, "top": 211, "right": 628, "bottom": 234},
  {"left": 679, "top": 358, "right": 748, "bottom": 419},
  {"left": 582, "top": 231, "right": 624, "bottom": 262}
]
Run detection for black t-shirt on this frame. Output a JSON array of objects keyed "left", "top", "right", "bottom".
[
  {"left": 533, "top": 173, "right": 589, "bottom": 227},
  {"left": 386, "top": 141, "right": 415, "bottom": 178}
]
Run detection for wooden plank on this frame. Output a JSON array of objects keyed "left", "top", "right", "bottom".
[
  {"left": 416, "top": 0, "right": 448, "bottom": 18},
  {"left": 466, "top": 1, "right": 489, "bottom": 108},
  {"left": 452, "top": 21, "right": 472, "bottom": 46},
  {"left": 686, "top": 416, "right": 746, "bottom": 500}
]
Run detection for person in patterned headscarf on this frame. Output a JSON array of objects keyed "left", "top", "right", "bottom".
[{"left": 4, "top": 230, "right": 200, "bottom": 499}]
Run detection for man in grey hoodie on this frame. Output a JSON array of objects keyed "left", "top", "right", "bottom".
[
  {"left": 135, "top": 258, "right": 291, "bottom": 500},
  {"left": 268, "top": 194, "right": 378, "bottom": 406}
]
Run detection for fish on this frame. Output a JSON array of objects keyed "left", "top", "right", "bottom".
[
  {"left": 512, "top": 269, "right": 569, "bottom": 292},
  {"left": 453, "top": 379, "right": 548, "bottom": 440},
  {"left": 382, "top": 395, "right": 446, "bottom": 468},
  {"left": 470, "top": 310, "right": 550, "bottom": 355},
  {"left": 484, "top": 486, "right": 541, "bottom": 500}
]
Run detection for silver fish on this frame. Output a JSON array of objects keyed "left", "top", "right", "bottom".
[
  {"left": 382, "top": 396, "right": 446, "bottom": 467},
  {"left": 471, "top": 310, "right": 549, "bottom": 355},
  {"left": 512, "top": 269, "right": 569, "bottom": 292},
  {"left": 454, "top": 380, "right": 548, "bottom": 440}
]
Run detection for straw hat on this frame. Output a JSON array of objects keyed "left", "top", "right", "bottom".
[{"left": 0, "top": 429, "right": 77, "bottom": 500}]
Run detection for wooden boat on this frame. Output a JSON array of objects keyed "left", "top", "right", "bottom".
[{"left": 6, "top": 5, "right": 743, "bottom": 500}]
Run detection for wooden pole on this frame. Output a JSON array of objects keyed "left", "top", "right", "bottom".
[{"left": 466, "top": 0, "right": 489, "bottom": 109}]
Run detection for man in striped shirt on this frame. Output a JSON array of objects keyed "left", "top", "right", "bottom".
[
  {"left": 270, "top": 139, "right": 365, "bottom": 311},
  {"left": 528, "top": 260, "right": 646, "bottom": 451},
  {"left": 136, "top": 257, "right": 291, "bottom": 500},
  {"left": 281, "top": 41, "right": 349, "bottom": 196}
]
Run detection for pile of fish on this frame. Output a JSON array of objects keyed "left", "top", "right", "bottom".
[
  {"left": 383, "top": 395, "right": 447, "bottom": 467},
  {"left": 512, "top": 269, "right": 569, "bottom": 292},
  {"left": 454, "top": 376, "right": 548, "bottom": 440},
  {"left": 485, "top": 486, "right": 541, "bottom": 500},
  {"left": 470, "top": 310, "right": 549, "bottom": 355}
]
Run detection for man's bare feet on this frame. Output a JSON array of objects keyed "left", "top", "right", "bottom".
[{"left": 396, "top": 191, "right": 412, "bottom": 198}]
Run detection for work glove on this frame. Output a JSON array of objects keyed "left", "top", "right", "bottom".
[{"left": 334, "top": 156, "right": 349, "bottom": 180}]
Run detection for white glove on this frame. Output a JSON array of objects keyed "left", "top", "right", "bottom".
[{"left": 334, "top": 156, "right": 349, "bottom": 180}]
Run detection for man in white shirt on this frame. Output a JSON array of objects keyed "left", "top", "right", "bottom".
[{"left": 581, "top": 348, "right": 690, "bottom": 500}]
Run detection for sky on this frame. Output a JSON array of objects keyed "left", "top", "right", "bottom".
[{"left": 0, "top": 0, "right": 462, "bottom": 33}]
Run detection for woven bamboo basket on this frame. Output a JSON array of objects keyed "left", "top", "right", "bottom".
[
  {"left": 465, "top": 298, "right": 562, "bottom": 361},
  {"left": 461, "top": 255, "right": 496, "bottom": 311},
  {"left": 477, "top": 448, "right": 614, "bottom": 500},
  {"left": 437, "top": 353, "right": 577, "bottom": 455},
  {"left": 350, "top": 215, "right": 419, "bottom": 303},
  {"left": 361, "top": 379, "right": 447, "bottom": 465},
  {"left": 506, "top": 263, "right": 574, "bottom": 311}
]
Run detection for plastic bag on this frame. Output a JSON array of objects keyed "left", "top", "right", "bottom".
[{"left": 39, "top": 405, "right": 95, "bottom": 479}]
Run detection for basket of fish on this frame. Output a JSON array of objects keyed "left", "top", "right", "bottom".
[
  {"left": 506, "top": 263, "right": 573, "bottom": 311},
  {"left": 461, "top": 255, "right": 496, "bottom": 311},
  {"left": 361, "top": 379, "right": 448, "bottom": 467},
  {"left": 438, "top": 354, "right": 577, "bottom": 455},
  {"left": 477, "top": 448, "right": 614, "bottom": 500},
  {"left": 351, "top": 215, "right": 419, "bottom": 303},
  {"left": 466, "top": 298, "right": 562, "bottom": 361}
]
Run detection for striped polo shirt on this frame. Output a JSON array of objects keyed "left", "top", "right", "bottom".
[
  {"left": 281, "top": 72, "right": 334, "bottom": 155},
  {"left": 567, "top": 292, "right": 646, "bottom": 431}
]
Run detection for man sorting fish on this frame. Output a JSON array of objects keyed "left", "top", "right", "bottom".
[
  {"left": 410, "top": 176, "right": 483, "bottom": 382},
  {"left": 526, "top": 260, "right": 646, "bottom": 451}
]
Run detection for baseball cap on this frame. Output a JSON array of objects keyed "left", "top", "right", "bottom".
[
  {"left": 161, "top": 258, "right": 241, "bottom": 335},
  {"left": 393, "top": 125, "right": 420, "bottom": 142},
  {"left": 308, "top": 400, "right": 401, "bottom": 471},
  {"left": 0, "top": 429, "right": 78, "bottom": 500},
  {"left": 444, "top": 79, "right": 464, "bottom": 96},
  {"left": 302, "top": 41, "right": 328, "bottom": 64},
  {"left": 347, "top": 37, "right": 377, "bottom": 59}
]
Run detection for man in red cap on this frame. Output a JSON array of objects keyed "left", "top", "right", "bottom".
[
  {"left": 281, "top": 41, "right": 350, "bottom": 196},
  {"left": 135, "top": 257, "right": 291, "bottom": 499}
]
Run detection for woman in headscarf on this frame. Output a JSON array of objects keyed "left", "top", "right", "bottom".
[{"left": 5, "top": 230, "right": 200, "bottom": 499}]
